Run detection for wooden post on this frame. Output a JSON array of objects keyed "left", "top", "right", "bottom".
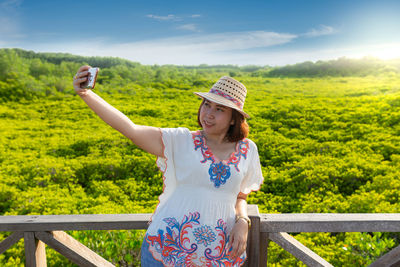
[
  {"left": 24, "top": 232, "right": 47, "bottom": 267},
  {"left": 247, "top": 204, "right": 261, "bottom": 267},
  {"left": 260, "top": 232, "right": 269, "bottom": 266}
]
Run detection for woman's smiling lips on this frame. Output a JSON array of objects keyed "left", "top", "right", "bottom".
[{"left": 203, "top": 120, "right": 214, "bottom": 128}]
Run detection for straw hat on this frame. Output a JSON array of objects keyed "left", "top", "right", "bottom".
[{"left": 194, "top": 76, "right": 249, "bottom": 118}]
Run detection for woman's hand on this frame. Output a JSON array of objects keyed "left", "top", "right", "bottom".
[
  {"left": 228, "top": 218, "right": 249, "bottom": 260},
  {"left": 73, "top": 65, "right": 91, "bottom": 96}
]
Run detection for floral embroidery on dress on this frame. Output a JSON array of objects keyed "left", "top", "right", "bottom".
[
  {"left": 209, "top": 162, "right": 231, "bottom": 187},
  {"left": 192, "top": 131, "right": 249, "bottom": 188},
  {"left": 145, "top": 212, "right": 245, "bottom": 266},
  {"left": 193, "top": 225, "right": 216, "bottom": 247}
]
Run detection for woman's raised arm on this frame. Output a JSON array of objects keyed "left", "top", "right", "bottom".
[{"left": 73, "top": 65, "right": 163, "bottom": 157}]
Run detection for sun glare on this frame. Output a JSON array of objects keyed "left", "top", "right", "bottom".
[
  {"left": 371, "top": 45, "right": 400, "bottom": 60},
  {"left": 350, "top": 43, "right": 400, "bottom": 60}
]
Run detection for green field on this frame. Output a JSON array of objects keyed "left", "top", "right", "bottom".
[{"left": 1, "top": 49, "right": 400, "bottom": 266}]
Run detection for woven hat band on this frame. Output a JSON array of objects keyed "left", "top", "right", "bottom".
[{"left": 209, "top": 88, "right": 243, "bottom": 109}]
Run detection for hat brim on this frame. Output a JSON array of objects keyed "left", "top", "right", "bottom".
[{"left": 194, "top": 92, "right": 250, "bottom": 118}]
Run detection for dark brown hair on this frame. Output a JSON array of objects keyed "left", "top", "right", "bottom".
[{"left": 197, "top": 99, "right": 249, "bottom": 142}]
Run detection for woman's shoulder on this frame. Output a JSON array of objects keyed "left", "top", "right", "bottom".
[
  {"left": 160, "top": 127, "right": 195, "bottom": 145},
  {"left": 159, "top": 127, "right": 193, "bottom": 150},
  {"left": 242, "top": 137, "right": 259, "bottom": 152},
  {"left": 161, "top": 127, "right": 191, "bottom": 135}
]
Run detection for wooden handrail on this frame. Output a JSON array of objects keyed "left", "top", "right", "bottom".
[
  {"left": 0, "top": 213, "right": 152, "bottom": 232},
  {"left": 1, "top": 206, "right": 400, "bottom": 266},
  {"left": 261, "top": 213, "right": 400, "bottom": 233}
]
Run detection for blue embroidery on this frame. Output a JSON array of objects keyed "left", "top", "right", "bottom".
[
  {"left": 192, "top": 131, "right": 249, "bottom": 188},
  {"left": 209, "top": 162, "right": 231, "bottom": 188},
  {"left": 193, "top": 225, "right": 216, "bottom": 247}
]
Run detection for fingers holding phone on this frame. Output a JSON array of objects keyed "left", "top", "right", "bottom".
[
  {"left": 73, "top": 66, "right": 99, "bottom": 96},
  {"left": 82, "top": 67, "right": 99, "bottom": 89}
]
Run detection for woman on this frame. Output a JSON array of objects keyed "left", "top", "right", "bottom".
[{"left": 73, "top": 65, "right": 263, "bottom": 266}]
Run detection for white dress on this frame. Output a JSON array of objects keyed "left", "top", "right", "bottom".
[{"left": 143, "top": 127, "right": 264, "bottom": 266}]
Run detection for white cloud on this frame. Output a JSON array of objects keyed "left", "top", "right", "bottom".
[
  {"left": 23, "top": 30, "right": 297, "bottom": 65},
  {"left": 25, "top": 38, "right": 400, "bottom": 67},
  {"left": 113, "top": 31, "right": 297, "bottom": 56},
  {"left": 304, "top": 25, "right": 337, "bottom": 37},
  {"left": 146, "top": 14, "right": 181, "bottom": 21},
  {"left": 137, "top": 31, "right": 297, "bottom": 52},
  {"left": 146, "top": 13, "right": 202, "bottom": 22},
  {"left": 177, "top": 24, "right": 200, "bottom": 32}
]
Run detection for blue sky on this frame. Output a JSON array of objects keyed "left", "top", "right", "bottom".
[{"left": 1, "top": 0, "right": 400, "bottom": 66}]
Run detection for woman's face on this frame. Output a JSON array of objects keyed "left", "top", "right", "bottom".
[{"left": 199, "top": 99, "right": 233, "bottom": 137}]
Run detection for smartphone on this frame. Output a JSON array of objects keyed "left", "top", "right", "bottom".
[{"left": 82, "top": 67, "right": 99, "bottom": 89}]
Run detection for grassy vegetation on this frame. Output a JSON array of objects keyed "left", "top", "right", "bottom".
[{"left": 1, "top": 49, "right": 400, "bottom": 266}]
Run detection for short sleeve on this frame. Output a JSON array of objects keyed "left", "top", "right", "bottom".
[
  {"left": 156, "top": 127, "right": 189, "bottom": 170},
  {"left": 240, "top": 141, "right": 264, "bottom": 195},
  {"left": 154, "top": 127, "right": 189, "bottom": 215}
]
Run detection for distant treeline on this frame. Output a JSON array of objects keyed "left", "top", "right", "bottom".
[
  {"left": 9, "top": 48, "right": 141, "bottom": 69},
  {"left": 263, "top": 57, "right": 400, "bottom": 77},
  {"left": 1, "top": 48, "right": 400, "bottom": 101},
  {"left": 4, "top": 48, "right": 400, "bottom": 77}
]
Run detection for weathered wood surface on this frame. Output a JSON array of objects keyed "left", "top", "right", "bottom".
[
  {"left": 35, "top": 231, "right": 114, "bottom": 267},
  {"left": 3, "top": 212, "right": 399, "bottom": 233},
  {"left": 0, "top": 213, "right": 151, "bottom": 231},
  {"left": 261, "top": 213, "right": 400, "bottom": 233},
  {"left": 270, "top": 232, "right": 333, "bottom": 267},
  {"left": 260, "top": 232, "right": 269, "bottom": 266},
  {"left": 1, "top": 209, "right": 400, "bottom": 267},
  {"left": 35, "top": 238, "right": 47, "bottom": 267},
  {"left": 245, "top": 204, "right": 260, "bottom": 267},
  {"left": 0, "top": 231, "right": 23, "bottom": 254},
  {"left": 24, "top": 232, "right": 46, "bottom": 267},
  {"left": 369, "top": 244, "right": 400, "bottom": 267}
]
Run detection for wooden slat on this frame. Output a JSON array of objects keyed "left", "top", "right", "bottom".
[
  {"left": 0, "top": 213, "right": 151, "bottom": 231},
  {"left": 35, "top": 231, "right": 114, "bottom": 267},
  {"left": 36, "top": 239, "right": 47, "bottom": 267},
  {"left": 369, "top": 244, "right": 400, "bottom": 267},
  {"left": 0, "top": 231, "right": 23, "bottom": 254},
  {"left": 24, "top": 232, "right": 46, "bottom": 267},
  {"left": 269, "top": 232, "right": 333, "bottom": 267},
  {"left": 261, "top": 213, "right": 400, "bottom": 233}
]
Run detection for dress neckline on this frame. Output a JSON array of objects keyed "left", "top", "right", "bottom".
[{"left": 196, "top": 130, "right": 240, "bottom": 163}]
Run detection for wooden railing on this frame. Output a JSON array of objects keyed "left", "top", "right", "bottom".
[{"left": 1, "top": 205, "right": 400, "bottom": 266}]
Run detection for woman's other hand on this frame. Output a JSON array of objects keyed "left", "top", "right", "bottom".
[
  {"left": 228, "top": 218, "right": 249, "bottom": 260},
  {"left": 73, "top": 65, "right": 91, "bottom": 96}
]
